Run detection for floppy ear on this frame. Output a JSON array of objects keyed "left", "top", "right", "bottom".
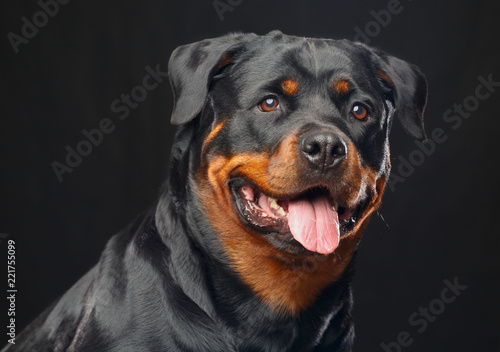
[
  {"left": 168, "top": 33, "right": 254, "bottom": 125},
  {"left": 376, "top": 53, "right": 428, "bottom": 140}
]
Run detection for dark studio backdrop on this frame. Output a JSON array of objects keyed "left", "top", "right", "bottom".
[{"left": 1, "top": 0, "right": 499, "bottom": 351}]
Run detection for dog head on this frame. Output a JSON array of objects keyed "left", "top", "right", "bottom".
[{"left": 164, "top": 30, "right": 427, "bottom": 313}]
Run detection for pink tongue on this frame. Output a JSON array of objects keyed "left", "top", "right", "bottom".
[{"left": 288, "top": 195, "right": 340, "bottom": 254}]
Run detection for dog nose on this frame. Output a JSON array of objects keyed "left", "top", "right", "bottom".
[{"left": 299, "top": 131, "right": 347, "bottom": 171}]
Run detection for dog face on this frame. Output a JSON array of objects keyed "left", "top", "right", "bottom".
[{"left": 167, "top": 31, "right": 427, "bottom": 313}]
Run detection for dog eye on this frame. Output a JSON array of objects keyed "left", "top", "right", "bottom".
[
  {"left": 352, "top": 104, "right": 368, "bottom": 120},
  {"left": 258, "top": 98, "right": 279, "bottom": 112}
]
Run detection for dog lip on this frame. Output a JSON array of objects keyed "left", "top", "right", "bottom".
[
  {"left": 230, "top": 178, "right": 335, "bottom": 210},
  {"left": 229, "top": 178, "right": 364, "bottom": 239},
  {"left": 230, "top": 178, "right": 338, "bottom": 209},
  {"left": 229, "top": 178, "right": 289, "bottom": 233}
]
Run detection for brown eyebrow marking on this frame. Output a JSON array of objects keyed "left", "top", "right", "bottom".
[
  {"left": 217, "top": 55, "right": 232, "bottom": 70},
  {"left": 281, "top": 79, "right": 299, "bottom": 96},
  {"left": 332, "top": 79, "right": 350, "bottom": 96},
  {"left": 378, "top": 70, "right": 394, "bottom": 87}
]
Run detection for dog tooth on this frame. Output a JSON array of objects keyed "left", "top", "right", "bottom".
[
  {"left": 276, "top": 207, "right": 286, "bottom": 216},
  {"left": 269, "top": 198, "right": 279, "bottom": 210}
]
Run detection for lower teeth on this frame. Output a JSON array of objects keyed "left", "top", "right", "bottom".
[{"left": 340, "top": 217, "right": 356, "bottom": 228}]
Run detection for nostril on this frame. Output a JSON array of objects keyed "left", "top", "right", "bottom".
[
  {"left": 331, "top": 141, "right": 347, "bottom": 158},
  {"left": 303, "top": 141, "right": 322, "bottom": 156}
]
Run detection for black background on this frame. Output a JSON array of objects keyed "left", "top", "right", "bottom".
[{"left": 1, "top": 0, "right": 499, "bottom": 351}]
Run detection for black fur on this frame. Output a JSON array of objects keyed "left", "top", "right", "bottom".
[{"left": 4, "top": 31, "right": 426, "bottom": 352}]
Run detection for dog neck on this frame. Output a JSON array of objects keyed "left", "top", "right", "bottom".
[{"left": 155, "top": 182, "right": 358, "bottom": 351}]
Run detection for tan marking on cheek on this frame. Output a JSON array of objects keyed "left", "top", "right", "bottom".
[
  {"left": 255, "top": 135, "right": 303, "bottom": 195},
  {"left": 207, "top": 135, "right": 303, "bottom": 198},
  {"left": 206, "top": 156, "right": 231, "bottom": 203},
  {"left": 281, "top": 79, "right": 299, "bottom": 96},
  {"left": 201, "top": 121, "right": 225, "bottom": 156},
  {"left": 343, "top": 141, "right": 389, "bottom": 232},
  {"left": 336, "top": 140, "right": 364, "bottom": 206}
]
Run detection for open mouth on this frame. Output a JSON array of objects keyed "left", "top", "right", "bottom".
[{"left": 230, "top": 178, "right": 365, "bottom": 255}]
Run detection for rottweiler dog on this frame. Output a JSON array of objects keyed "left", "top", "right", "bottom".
[{"left": 5, "top": 31, "right": 427, "bottom": 352}]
